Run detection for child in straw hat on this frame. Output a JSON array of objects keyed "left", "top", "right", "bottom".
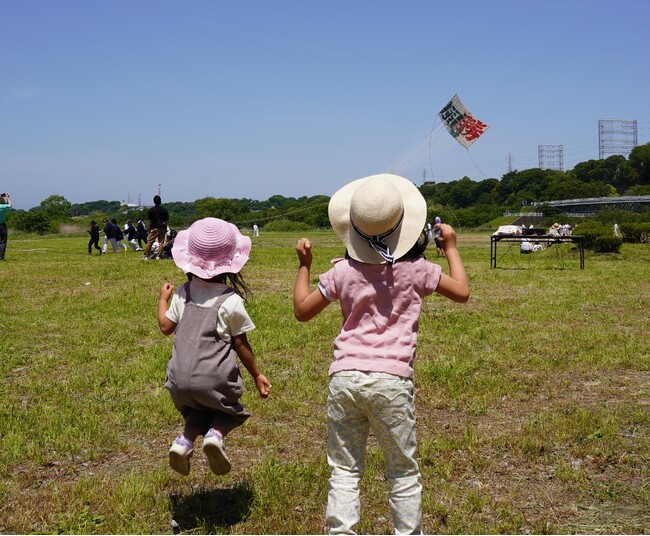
[
  {"left": 293, "top": 174, "right": 469, "bottom": 534},
  {"left": 158, "top": 217, "right": 271, "bottom": 476}
]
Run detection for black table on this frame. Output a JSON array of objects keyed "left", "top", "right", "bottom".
[{"left": 490, "top": 234, "right": 585, "bottom": 269}]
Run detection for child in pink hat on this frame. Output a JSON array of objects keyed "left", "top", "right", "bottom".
[{"left": 158, "top": 217, "right": 271, "bottom": 476}]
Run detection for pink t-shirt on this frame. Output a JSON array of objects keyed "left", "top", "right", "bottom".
[{"left": 318, "top": 256, "right": 442, "bottom": 379}]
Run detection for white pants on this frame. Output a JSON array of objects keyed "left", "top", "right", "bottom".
[{"left": 326, "top": 371, "right": 422, "bottom": 535}]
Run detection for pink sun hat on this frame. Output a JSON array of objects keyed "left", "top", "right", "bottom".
[{"left": 172, "top": 217, "right": 251, "bottom": 279}]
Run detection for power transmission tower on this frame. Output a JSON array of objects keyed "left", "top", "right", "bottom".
[
  {"left": 538, "top": 145, "right": 563, "bottom": 171},
  {"left": 507, "top": 153, "right": 514, "bottom": 173},
  {"left": 598, "top": 119, "right": 638, "bottom": 159}
]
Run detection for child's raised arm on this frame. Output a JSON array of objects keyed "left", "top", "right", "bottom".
[
  {"left": 293, "top": 238, "right": 331, "bottom": 322},
  {"left": 434, "top": 224, "right": 470, "bottom": 304}
]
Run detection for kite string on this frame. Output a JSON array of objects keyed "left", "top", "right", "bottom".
[
  {"left": 427, "top": 116, "right": 462, "bottom": 233},
  {"left": 232, "top": 202, "right": 329, "bottom": 227},
  {"left": 465, "top": 148, "right": 490, "bottom": 180}
]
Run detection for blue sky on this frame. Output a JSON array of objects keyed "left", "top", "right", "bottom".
[{"left": 2, "top": 0, "right": 649, "bottom": 210}]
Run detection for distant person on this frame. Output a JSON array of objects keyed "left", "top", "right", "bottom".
[
  {"left": 112, "top": 218, "right": 127, "bottom": 252},
  {"left": 0, "top": 192, "right": 13, "bottom": 261},
  {"left": 143, "top": 195, "right": 169, "bottom": 260},
  {"left": 614, "top": 223, "right": 620, "bottom": 236},
  {"left": 548, "top": 223, "right": 561, "bottom": 245},
  {"left": 161, "top": 229, "right": 177, "bottom": 259},
  {"left": 520, "top": 238, "right": 532, "bottom": 254},
  {"left": 253, "top": 223, "right": 259, "bottom": 237},
  {"left": 425, "top": 221, "right": 433, "bottom": 241},
  {"left": 158, "top": 217, "right": 271, "bottom": 476},
  {"left": 434, "top": 216, "right": 445, "bottom": 257},
  {"left": 87, "top": 220, "right": 102, "bottom": 255},
  {"left": 136, "top": 219, "right": 148, "bottom": 249},
  {"left": 124, "top": 219, "right": 141, "bottom": 251},
  {"left": 103, "top": 218, "right": 118, "bottom": 253}
]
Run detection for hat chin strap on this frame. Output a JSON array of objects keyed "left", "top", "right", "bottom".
[{"left": 350, "top": 211, "right": 404, "bottom": 265}]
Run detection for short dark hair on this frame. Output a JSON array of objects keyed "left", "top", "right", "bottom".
[{"left": 153, "top": 195, "right": 162, "bottom": 205}]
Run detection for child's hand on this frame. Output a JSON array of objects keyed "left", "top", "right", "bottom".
[
  {"left": 296, "top": 238, "right": 313, "bottom": 268},
  {"left": 159, "top": 282, "right": 174, "bottom": 302},
  {"left": 255, "top": 374, "right": 272, "bottom": 398},
  {"left": 435, "top": 223, "right": 457, "bottom": 251}
]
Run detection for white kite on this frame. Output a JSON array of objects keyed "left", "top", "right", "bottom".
[{"left": 438, "top": 94, "right": 489, "bottom": 148}]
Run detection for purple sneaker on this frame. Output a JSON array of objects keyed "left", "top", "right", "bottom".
[
  {"left": 202, "top": 429, "right": 231, "bottom": 475},
  {"left": 169, "top": 435, "right": 193, "bottom": 476}
]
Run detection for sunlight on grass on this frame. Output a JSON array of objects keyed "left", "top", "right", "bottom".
[{"left": 1, "top": 232, "right": 649, "bottom": 533}]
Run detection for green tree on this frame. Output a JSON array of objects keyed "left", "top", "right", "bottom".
[
  {"left": 629, "top": 142, "right": 650, "bottom": 181},
  {"left": 40, "top": 195, "right": 72, "bottom": 220},
  {"left": 195, "top": 197, "right": 249, "bottom": 222},
  {"left": 496, "top": 168, "right": 556, "bottom": 205},
  {"left": 572, "top": 155, "right": 635, "bottom": 192},
  {"left": 12, "top": 210, "right": 52, "bottom": 234}
]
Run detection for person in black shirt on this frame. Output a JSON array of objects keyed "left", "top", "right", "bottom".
[
  {"left": 112, "top": 218, "right": 127, "bottom": 252},
  {"left": 136, "top": 219, "right": 148, "bottom": 249},
  {"left": 87, "top": 220, "right": 102, "bottom": 255},
  {"left": 124, "top": 219, "right": 141, "bottom": 251},
  {"left": 143, "top": 195, "right": 169, "bottom": 259},
  {"left": 103, "top": 218, "right": 118, "bottom": 253}
]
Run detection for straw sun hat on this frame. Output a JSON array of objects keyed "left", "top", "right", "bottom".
[
  {"left": 172, "top": 217, "right": 251, "bottom": 279},
  {"left": 328, "top": 173, "right": 427, "bottom": 264}
]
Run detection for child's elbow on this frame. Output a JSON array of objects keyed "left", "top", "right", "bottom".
[
  {"left": 455, "top": 284, "right": 470, "bottom": 303},
  {"left": 294, "top": 308, "right": 311, "bottom": 322}
]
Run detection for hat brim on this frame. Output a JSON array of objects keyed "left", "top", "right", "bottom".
[
  {"left": 172, "top": 224, "right": 251, "bottom": 278},
  {"left": 328, "top": 173, "right": 427, "bottom": 264}
]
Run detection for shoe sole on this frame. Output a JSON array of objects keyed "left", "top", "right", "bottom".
[
  {"left": 169, "top": 447, "right": 192, "bottom": 476},
  {"left": 203, "top": 439, "right": 231, "bottom": 475}
]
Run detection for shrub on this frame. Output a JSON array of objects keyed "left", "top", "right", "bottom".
[
  {"left": 574, "top": 222, "right": 610, "bottom": 250},
  {"left": 594, "top": 235, "right": 623, "bottom": 254},
  {"left": 619, "top": 223, "right": 650, "bottom": 244}
]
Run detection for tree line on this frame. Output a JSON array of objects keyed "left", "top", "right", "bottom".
[{"left": 7, "top": 142, "right": 650, "bottom": 234}]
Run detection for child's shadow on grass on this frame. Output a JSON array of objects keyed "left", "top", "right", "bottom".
[{"left": 170, "top": 482, "right": 254, "bottom": 533}]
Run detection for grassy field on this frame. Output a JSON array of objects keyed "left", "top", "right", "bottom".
[{"left": 0, "top": 230, "right": 648, "bottom": 534}]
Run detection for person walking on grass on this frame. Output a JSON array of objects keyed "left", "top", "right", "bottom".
[
  {"left": 102, "top": 218, "right": 118, "bottom": 253},
  {"left": 143, "top": 195, "right": 169, "bottom": 259},
  {"left": 0, "top": 192, "right": 13, "bottom": 261},
  {"left": 112, "top": 218, "right": 127, "bottom": 252},
  {"left": 293, "top": 174, "right": 469, "bottom": 535},
  {"left": 87, "top": 220, "right": 102, "bottom": 255},
  {"left": 124, "top": 219, "right": 141, "bottom": 252},
  {"left": 136, "top": 218, "right": 148, "bottom": 249},
  {"left": 434, "top": 215, "right": 445, "bottom": 257},
  {"left": 157, "top": 217, "right": 271, "bottom": 476}
]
